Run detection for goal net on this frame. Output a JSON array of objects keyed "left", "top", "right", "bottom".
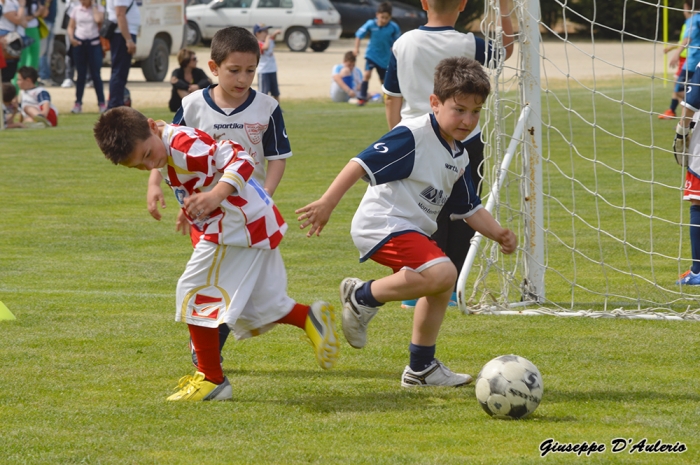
[{"left": 460, "top": 0, "right": 700, "bottom": 320}]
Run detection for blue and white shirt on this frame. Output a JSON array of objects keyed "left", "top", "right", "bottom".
[
  {"left": 355, "top": 18, "right": 401, "bottom": 69},
  {"left": 350, "top": 113, "right": 482, "bottom": 261},
  {"left": 383, "top": 26, "right": 501, "bottom": 141},
  {"left": 173, "top": 86, "right": 291, "bottom": 186},
  {"left": 20, "top": 85, "right": 57, "bottom": 118}
]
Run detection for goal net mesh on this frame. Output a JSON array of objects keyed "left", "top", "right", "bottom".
[{"left": 465, "top": 0, "right": 700, "bottom": 320}]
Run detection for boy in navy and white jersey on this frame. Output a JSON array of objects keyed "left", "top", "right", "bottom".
[
  {"left": 297, "top": 58, "right": 517, "bottom": 387},
  {"left": 673, "top": 64, "right": 700, "bottom": 285},
  {"left": 353, "top": 1, "right": 401, "bottom": 105},
  {"left": 147, "top": 27, "right": 292, "bottom": 366},
  {"left": 16, "top": 66, "right": 59, "bottom": 127},
  {"left": 382, "top": 0, "right": 514, "bottom": 307},
  {"left": 95, "top": 107, "right": 339, "bottom": 401}
]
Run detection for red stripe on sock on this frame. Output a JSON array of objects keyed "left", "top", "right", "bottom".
[
  {"left": 188, "top": 324, "right": 224, "bottom": 384},
  {"left": 274, "top": 303, "right": 309, "bottom": 329}
]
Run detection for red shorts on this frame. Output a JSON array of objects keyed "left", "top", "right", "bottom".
[
  {"left": 46, "top": 108, "right": 58, "bottom": 127},
  {"left": 684, "top": 170, "right": 700, "bottom": 201},
  {"left": 369, "top": 232, "right": 452, "bottom": 273}
]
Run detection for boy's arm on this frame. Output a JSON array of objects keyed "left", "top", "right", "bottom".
[
  {"left": 39, "top": 101, "right": 50, "bottom": 117},
  {"left": 385, "top": 94, "right": 403, "bottom": 129},
  {"left": 296, "top": 161, "right": 366, "bottom": 237},
  {"left": 264, "top": 159, "right": 286, "bottom": 196},
  {"left": 147, "top": 169, "right": 166, "bottom": 220},
  {"left": 183, "top": 181, "right": 235, "bottom": 220},
  {"left": 500, "top": 0, "right": 515, "bottom": 61},
  {"left": 464, "top": 208, "right": 517, "bottom": 254},
  {"left": 353, "top": 36, "right": 361, "bottom": 57},
  {"left": 333, "top": 72, "right": 356, "bottom": 97}
]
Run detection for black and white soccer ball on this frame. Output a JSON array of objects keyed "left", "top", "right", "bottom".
[{"left": 475, "top": 355, "right": 543, "bottom": 419}]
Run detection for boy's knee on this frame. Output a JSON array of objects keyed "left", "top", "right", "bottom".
[{"left": 424, "top": 262, "right": 457, "bottom": 294}]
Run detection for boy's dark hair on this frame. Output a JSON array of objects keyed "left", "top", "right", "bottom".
[
  {"left": 17, "top": 66, "right": 38, "bottom": 83},
  {"left": 2, "top": 82, "right": 17, "bottom": 103},
  {"left": 377, "top": 1, "right": 392, "bottom": 15},
  {"left": 426, "top": 0, "right": 463, "bottom": 15},
  {"left": 93, "top": 107, "right": 153, "bottom": 165},
  {"left": 343, "top": 51, "right": 356, "bottom": 63},
  {"left": 210, "top": 26, "right": 260, "bottom": 65},
  {"left": 433, "top": 57, "right": 491, "bottom": 104}
]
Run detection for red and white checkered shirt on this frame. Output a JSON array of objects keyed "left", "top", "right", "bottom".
[{"left": 160, "top": 124, "right": 287, "bottom": 249}]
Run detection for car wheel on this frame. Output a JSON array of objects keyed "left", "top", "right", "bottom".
[
  {"left": 50, "top": 38, "right": 66, "bottom": 85},
  {"left": 141, "top": 37, "right": 170, "bottom": 82},
  {"left": 285, "top": 27, "right": 310, "bottom": 52},
  {"left": 186, "top": 21, "right": 201, "bottom": 46},
  {"left": 310, "top": 41, "right": 330, "bottom": 52}
]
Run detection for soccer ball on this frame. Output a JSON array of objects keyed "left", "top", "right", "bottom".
[{"left": 475, "top": 355, "right": 543, "bottom": 419}]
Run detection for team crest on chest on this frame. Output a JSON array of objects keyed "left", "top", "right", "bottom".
[{"left": 245, "top": 123, "right": 268, "bottom": 145}]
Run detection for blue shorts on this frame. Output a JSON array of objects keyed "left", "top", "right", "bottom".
[
  {"left": 258, "top": 72, "right": 280, "bottom": 97},
  {"left": 364, "top": 58, "right": 387, "bottom": 82}
]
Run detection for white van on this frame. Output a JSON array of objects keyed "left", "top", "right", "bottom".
[{"left": 51, "top": 0, "right": 186, "bottom": 83}]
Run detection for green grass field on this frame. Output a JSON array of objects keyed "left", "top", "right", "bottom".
[{"left": 0, "top": 95, "right": 699, "bottom": 464}]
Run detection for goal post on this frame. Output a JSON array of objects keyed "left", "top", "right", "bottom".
[{"left": 459, "top": 0, "right": 700, "bottom": 320}]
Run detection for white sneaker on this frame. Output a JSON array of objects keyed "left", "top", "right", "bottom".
[
  {"left": 401, "top": 359, "right": 473, "bottom": 388},
  {"left": 339, "top": 277, "right": 378, "bottom": 349},
  {"left": 61, "top": 79, "right": 74, "bottom": 88}
]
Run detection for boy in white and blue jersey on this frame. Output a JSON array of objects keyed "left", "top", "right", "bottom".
[
  {"left": 353, "top": 1, "right": 401, "bottom": 104},
  {"left": 382, "top": 0, "right": 514, "bottom": 307},
  {"left": 673, "top": 60, "right": 700, "bottom": 285},
  {"left": 298, "top": 58, "right": 517, "bottom": 387},
  {"left": 147, "top": 27, "right": 293, "bottom": 365}
]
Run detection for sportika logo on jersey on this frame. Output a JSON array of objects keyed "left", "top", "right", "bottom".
[{"left": 213, "top": 123, "right": 244, "bottom": 130}]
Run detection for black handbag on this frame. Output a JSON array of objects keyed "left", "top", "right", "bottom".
[{"left": 99, "top": 0, "right": 134, "bottom": 39}]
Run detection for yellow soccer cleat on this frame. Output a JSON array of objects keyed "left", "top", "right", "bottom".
[
  {"left": 304, "top": 301, "right": 340, "bottom": 370},
  {"left": 166, "top": 371, "right": 232, "bottom": 401}
]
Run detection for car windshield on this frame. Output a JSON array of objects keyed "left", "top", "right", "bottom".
[{"left": 310, "top": 0, "right": 335, "bottom": 10}]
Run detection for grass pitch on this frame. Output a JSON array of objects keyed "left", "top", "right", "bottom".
[{"left": 0, "top": 98, "right": 698, "bottom": 464}]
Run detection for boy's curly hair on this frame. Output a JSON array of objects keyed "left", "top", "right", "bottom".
[
  {"left": 93, "top": 107, "right": 152, "bottom": 165},
  {"left": 210, "top": 26, "right": 260, "bottom": 66},
  {"left": 433, "top": 57, "right": 491, "bottom": 105}
]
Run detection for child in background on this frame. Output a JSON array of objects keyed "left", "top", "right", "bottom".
[
  {"left": 149, "top": 27, "right": 293, "bottom": 367},
  {"left": 353, "top": 1, "right": 401, "bottom": 105},
  {"left": 669, "top": 0, "right": 700, "bottom": 117},
  {"left": 330, "top": 51, "right": 363, "bottom": 102},
  {"left": 297, "top": 57, "right": 517, "bottom": 386},
  {"left": 94, "top": 107, "right": 340, "bottom": 401},
  {"left": 382, "top": 0, "right": 514, "bottom": 308},
  {"left": 254, "top": 23, "right": 282, "bottom": 102},
  {"left": 16, "top": 66, "right": 58, "bottom": 127},
  {"left": 661, "top": 1, "right": 692, "bottom": 119}
]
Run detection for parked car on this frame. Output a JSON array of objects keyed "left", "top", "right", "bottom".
[
  {"left": 331, "top": 0, "right": 426, "bottom": 36},
  {"left": 51, "top": 0, "right": 186, "bottom": 83},
  {"left": 185, "top": 0, "right": 342, "bottom": 52}
]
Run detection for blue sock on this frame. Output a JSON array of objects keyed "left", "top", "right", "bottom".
[
  {"left": 690, "top": 205, "right": 700, "bottom": 273},
  {"left": 359, "top": 81, "right": 369, "bottom": 100},
  {"left": 409, "top": 343, "right": 436, "bottom": 372},
  {"left": 354, "top": 280, "right": 384, "bottom": 307},
  {"left": 671, "top": 98, "right": 679, "bottom": 112}
]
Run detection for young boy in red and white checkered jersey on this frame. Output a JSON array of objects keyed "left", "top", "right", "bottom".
[
  {"left": 94, "top": 107, "right": 339, "bottom": 401},
  {"left": 147, "top": 27, "right": 293, "bottom": 367},
  {"left": 382, "top": 0, "right": 514, "bottom": 308}
]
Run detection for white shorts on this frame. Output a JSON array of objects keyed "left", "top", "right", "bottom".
[{"left": 176, "top": 241, "right": 295, "bottom": 340}]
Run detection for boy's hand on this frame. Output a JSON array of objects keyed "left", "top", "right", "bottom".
[
  {"left": 147, "top": 183, "right": 165, "bottom": 220},
  {"left": 498, "top": 228, "right": 518, "bottom": 255},
  {"left": 184, "top": 191, "right": 220, "bottom": 220},
  {"left": 175, "top": 210, "right": 190, "bottom": 235},
  {"left": 296, "top": 198, "right": 334, "bottom": 237}
]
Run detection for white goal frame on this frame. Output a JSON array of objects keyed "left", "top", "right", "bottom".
[{"left": 458, "top": 0, "right": 700, "bottom": 321}]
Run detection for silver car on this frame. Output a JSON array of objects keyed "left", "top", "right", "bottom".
[{"left": 186, "top": 0, "right": 342, "bottom": 52}]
